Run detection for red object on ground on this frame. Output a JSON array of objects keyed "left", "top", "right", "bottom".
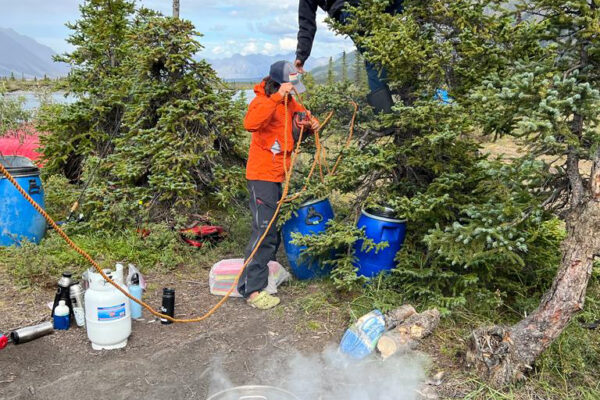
[
  {"left": 0, "top": 334, "right": 8, "bottom": 350},
  {"left": 0, "top": 126, "right": 43, "bottom": 162},
  {"left": 180, "top": 225, "right": 226, "bottom": 248}
]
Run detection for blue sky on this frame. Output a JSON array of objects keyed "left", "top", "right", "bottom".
[{"left": 0, "top": 0, "right": 355, "bottom": 59}]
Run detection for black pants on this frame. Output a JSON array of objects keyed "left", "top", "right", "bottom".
[{"left": 238, "top": 180, "right": 282, "bottom": 298}]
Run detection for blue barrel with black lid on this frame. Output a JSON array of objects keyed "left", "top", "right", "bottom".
[
  {"left": 353, "top": 207, "right": 407, "bottom": 278},
  {"left": 282, "top": 198, "right": 334, "bottom": 280},
  {"left": 0, "top": 156, "right": 47, "bottom": 246}
]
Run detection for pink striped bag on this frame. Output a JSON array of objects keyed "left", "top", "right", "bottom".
[{"left": 209, "top": 258, "right": 291, "bottom": 297}]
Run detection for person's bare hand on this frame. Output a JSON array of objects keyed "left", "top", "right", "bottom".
[
  {"left": 309, "top": 117, "right": 320, "bottom": 131},
  {"left": 294, "top": 59, "right": 306, "bottom": 74},
  {"left": 278, "top": 82, "right": 294, "bottom": 97}
]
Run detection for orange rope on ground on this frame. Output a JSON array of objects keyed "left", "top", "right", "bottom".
[{"left": 0, "top": 94, "right": 357, "bottom": 323}]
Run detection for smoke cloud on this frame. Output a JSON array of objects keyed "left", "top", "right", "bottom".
[{"left": 208, "top": 344, "right": 427, "bottom": 400}]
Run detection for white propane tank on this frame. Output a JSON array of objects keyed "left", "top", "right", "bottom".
[{"left": 84, "top": 263, "right": 132, "bottom": 350}]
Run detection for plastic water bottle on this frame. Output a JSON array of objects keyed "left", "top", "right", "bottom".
[
  {"left": 53, "top": 300, "right": 70, "bottom": 330},
  {"left": 339, "top": 310, "right": 386, "bottom": 359},
  {"left": 128, "top": 273, "right": 143, "bottom": 319}
]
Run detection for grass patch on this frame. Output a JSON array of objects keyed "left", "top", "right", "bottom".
[{"left": 0, "top": 213, "right": 252, "bottom": 288}]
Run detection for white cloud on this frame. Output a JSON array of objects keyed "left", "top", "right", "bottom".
[
  {"left": 256, "top": 12, "right": 298, "bottom": 36},
  {"left": 212, "top": 46, "right": 225, "bottom": 55},
  {"left": 278, "top": 37, "right": 297, "bottom": 52},
  {"left": 263, "top": 42, "right": 275, "bottom": 53},
  {"left": 240, "top": 41, "right": 258, "bottom": 56}
]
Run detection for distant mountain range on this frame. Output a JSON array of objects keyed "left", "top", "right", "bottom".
[
  {"left": 205, "top": 53, "right": 329, "bottom": 81},
  {"left": 0, "top": 28, "right": 70, "bottom": 78},
  {"left": 0, "top": 27, "right": 342, "bottom": 81}
]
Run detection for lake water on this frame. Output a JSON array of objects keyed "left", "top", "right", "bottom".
[
  {"left": 5, "top": 90, "right": 77, "bottom": 110},
  {"left": 7, "top": 89, "right": 254, "bottom": 110},
  {"left": 232, "top": 89, "right": 255, "bottom": 103}
]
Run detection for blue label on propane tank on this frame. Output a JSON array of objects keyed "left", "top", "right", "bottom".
[{"left": 97, "top": 303, "right": 126, "bottom": 321}]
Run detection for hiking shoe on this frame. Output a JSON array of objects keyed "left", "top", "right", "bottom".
[{"left": 247, "top": 291, "right": 280, "bottom": 310}]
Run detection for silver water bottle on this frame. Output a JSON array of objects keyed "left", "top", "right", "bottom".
[
  {"left": 10, "top": 322, "right": 54, "bottom": 344},
  {"left": 69, "top": 281, "right": 86, "bottom": 327}
]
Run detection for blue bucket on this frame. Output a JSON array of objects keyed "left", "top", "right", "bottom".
[
  {"left": 0, "top": 156, "right": 47, "bottom": 246},
  {"left": 353, "top": 209, "right": 407, "bottom": 278},
  {"left": 282, "top": 198, "right": 334, "bottom": 280}
]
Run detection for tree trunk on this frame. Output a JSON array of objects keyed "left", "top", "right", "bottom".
[
  {"left": 566, "top": 144, "right": 584, "bottom": 207},
  {"left": 467, "top": 200, "right": 600, "bottom": 386},
  {"left": 173, "top": 0, "right": 180, "bottom": 19}
]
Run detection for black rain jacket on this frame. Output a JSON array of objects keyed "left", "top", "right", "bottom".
[{"left": 296, "top": 0, "right": 358, "bottom": 64}]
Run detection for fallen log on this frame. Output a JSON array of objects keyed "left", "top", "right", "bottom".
[
  {"left": 384, "top": 304, "right": 417, "bottom": 330},
  {"left": 377, "top": 309, "right": 440, "bottom": 359}
]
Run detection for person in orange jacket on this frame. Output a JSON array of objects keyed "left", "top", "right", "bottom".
[{"left": 238, "top": 60, "right": 319, "bottom": 309}]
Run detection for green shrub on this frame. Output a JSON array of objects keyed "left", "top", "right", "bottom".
[{"left": 37, "top": 2, "right": 247, "bottom": 230}]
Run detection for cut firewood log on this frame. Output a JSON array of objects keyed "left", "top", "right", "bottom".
[
  {"left": 377, "top": 309, "right": 440, "bottom": 359},
  {"left": 383, "top": 304, "right": 417, "bottom": 330}
]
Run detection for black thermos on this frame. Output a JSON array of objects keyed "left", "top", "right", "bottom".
[{"left": 160, "top": 288, "right": 175, "bottom": 324}]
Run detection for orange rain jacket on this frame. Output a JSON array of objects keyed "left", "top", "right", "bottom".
[{"left": 244, "top": 80, "right": 309, "bottom": 182}]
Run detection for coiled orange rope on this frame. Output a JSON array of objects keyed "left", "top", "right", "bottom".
[{"left": 0, "top": 93, "right": 357, "bottom": 323}]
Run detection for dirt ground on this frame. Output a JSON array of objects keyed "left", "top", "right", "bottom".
[{"left": 0, "top": 260, "right": 356, "bottom": 400}]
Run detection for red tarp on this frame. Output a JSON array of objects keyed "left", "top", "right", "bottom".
[{"left": 0, "top": 126, "right": 43, "bottom": 162}]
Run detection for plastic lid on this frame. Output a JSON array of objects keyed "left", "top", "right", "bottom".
[
  {"left": 59, "top": 300, "right": 66, "bottom": 306},
  {"left": 62, "top": 272, "right": 73, "bottom": 278},
  {"left": 0, "top": 334, "right": 8, "bottom": 349},
  {"left": 163, "top": 288, "right": 175, "bottom": 295},
  {"left": 0, "top": 156, "right": 39, "bottom": 177},
  {"left": 131, "top": 273, "right": 139, "bottom": 285},
  {"left": 365, "top": 205, "right": 398, "bottom": 219}
]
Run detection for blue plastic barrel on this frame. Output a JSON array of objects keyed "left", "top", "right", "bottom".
[
  {"left": 282, "top": 198, "right": 334, "bottom": 280},
  {"left": 353, "top": 209, "right": 407, "bottom": 278},
  {"left": 0, "top": 156, "right": 47, "bottom": 246}
]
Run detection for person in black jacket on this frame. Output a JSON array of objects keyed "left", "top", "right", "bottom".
[{"left": 294, "top": 0, "right": 404, "bottom": 114}]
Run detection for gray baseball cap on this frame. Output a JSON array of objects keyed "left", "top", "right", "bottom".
[{"left": 269, "top": 60, "right": 306, "bottom": 94}]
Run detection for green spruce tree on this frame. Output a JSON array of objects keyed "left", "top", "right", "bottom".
[
  {"left": 353, "top": 50, "right": 362, "bottom": 87},
  {"left": 327, "top": 56, "right": 334, "bottom": 85},
  {"left": 38, "top": 1, "right": 246, "bottom": 228},
  {"left": 341, "top": 50, "right": 348, "bottom": 83},
  {"left": 463, "top": 0, "right": 600, "bottom": 386},
  {"left": 306, "top": 0, "right": 600, "bottom": 387}
]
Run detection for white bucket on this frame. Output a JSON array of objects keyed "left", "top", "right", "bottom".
[{"left": 84, "top": 263, "right": 132, "bottom": 350}]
